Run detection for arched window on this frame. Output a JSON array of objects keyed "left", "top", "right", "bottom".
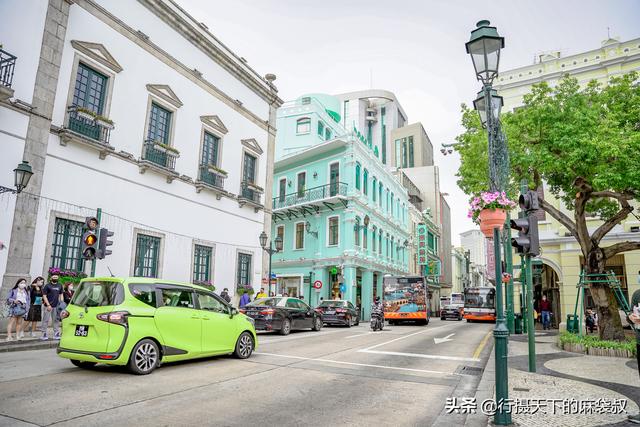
[
  {"left": 363, "top": 169, "right": 369, "bottom": 195},
  {"left": 372, "top": 178, "right": 377, "bottom": 201},
  {"left": 354, "top": 216, "right": 361, "bottom": 246},
  {"left": 296, "top": 117, "right": 311, "bottom": 134},
  {"left": 363, "top": 226, "right": 368, "bottom": 250},
  {"left": 386, "top": 233, "right": 390, "bottom": 258},
  {"left": 378, "top": 231, "right": 383, "bottom": 255},
  {"left": 379, "top": 185, "right": 383, "bottom": 206},
  {"left": 355, "top": 163, "right": 361, "bottom": 190},
  {"left": 317, "top": 120, "right": 324, "bottom": 136},
  {"left": 325, "top": 128, "right": 332, "bottom": 140}
]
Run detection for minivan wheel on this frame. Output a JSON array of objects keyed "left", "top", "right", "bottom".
[
  {"left": 280, "top": 318, "right": 291, "bottom": 335},
  {"left": 128, "top": 339, "right": 159, "bottom": 375},
  {"left": 70, "top": 360, "right": 96, "bottom": 369},
  {"left": 312, "top": 317, "right": 322, "bottom": 331},
  {"left": 234, "top": 332, "right": 254, "bottom": 359}
]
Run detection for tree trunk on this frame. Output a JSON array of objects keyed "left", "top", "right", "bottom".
[{"left": 586, "top": 247, "right": 625, "bottom": 341}]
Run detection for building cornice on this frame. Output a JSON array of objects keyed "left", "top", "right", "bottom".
[{"left": 138, "top": 0, "right": 283, "bottom": 107}]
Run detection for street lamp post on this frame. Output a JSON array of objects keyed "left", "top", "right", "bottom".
[
  {"left": 0, "top": 161, "right": 34, "bottom": 195},
  {"left": 466, "top": 20, "right": 512, "bottom": 426},
  {"left": 259, "top": 231, "right": 283, "bottom": 296}
]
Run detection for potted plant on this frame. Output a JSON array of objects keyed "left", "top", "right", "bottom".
[
  {"left": 75, "top": 106, "right": 97, "bottom": 121},
  {"left": 468, "top": 191, "right": 517, "bottom": 238},
  {"left": 152, "top": 141, "right": 180, "bottom": 157},
  {"left": 247, "top": 182, "right": 264, "bottom": 193},
  {"left": 94, "top": 114, "right": 114, "bottom": 130},
  {"left": 207, "top": 164, "right": 228, "bottom": 176}
]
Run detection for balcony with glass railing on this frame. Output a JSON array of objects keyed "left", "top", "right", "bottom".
[{"left": 272, "top": 182, "right": 348, "bottom": 211}]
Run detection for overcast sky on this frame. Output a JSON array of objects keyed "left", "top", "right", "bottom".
[{"left": 180, "top": 0, "right": 639, "bottom": 246}]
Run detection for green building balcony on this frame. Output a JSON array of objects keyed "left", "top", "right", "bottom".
[
  {"left": 138, "top": 140, "right": 180, "bottom": 183},
  {"left": 59, "top": 106, "right": 115, "bottom": 159},
  {"left": 272, "top": 182, "right": 348, "bottom": 217}
]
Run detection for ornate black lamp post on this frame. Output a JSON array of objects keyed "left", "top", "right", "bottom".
[
  {"left": 466, "top": 20, "right": 512, "bottom": 426},
  {"left": 0, "top": 161, "right": 33, "bottom": 195},
  {"left": 259, "top": 231, "right": 283, "bottom": 295}
]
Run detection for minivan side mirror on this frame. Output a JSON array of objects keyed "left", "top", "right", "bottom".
[{"left": 229, "top": 307, "right": 238, "bottom": 318}]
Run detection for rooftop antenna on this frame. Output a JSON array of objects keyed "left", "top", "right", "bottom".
[{"left": 107, "top": 266, "right": 115, "bottom": 277}]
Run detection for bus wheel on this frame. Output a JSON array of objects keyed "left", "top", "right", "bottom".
[{"left": 466, "top": 319, "right": 471, "bottom": 323}]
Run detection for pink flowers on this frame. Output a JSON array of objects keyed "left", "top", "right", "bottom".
[{"left": 468, "top": 191, "right": 517, "bottom": 224}]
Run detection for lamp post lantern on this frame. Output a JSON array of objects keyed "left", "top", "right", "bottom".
[
  {"left": 467, "top": 20, "right": 512, "bottom": 426},
  {"left": 259, "top": 231, "right": 283, "bottom": 296},
  {"left": 1, "top": 161, "right": 34, "bottom": 195}
]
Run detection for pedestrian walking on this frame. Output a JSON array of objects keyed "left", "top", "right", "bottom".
[
  {"left": 539, "top": 295, "right": 552, "bottom": 330},
  {"left": 255, "top": 288, "right": 267, "bottom": 300},
  {"left": 220, "top": 288, "right": 231, "bottom": 303},
  {"left": 6, "top": 278, "right": 30, "bottom": 341},
  {"left": 26, "top": 276, "right": 44, "bottom": 337},
  {"left": 40, "top": 274, "right": 64, "bottom": 340},
  {"left": 239, "top": 291, "right": 251, "bottom": 308}
]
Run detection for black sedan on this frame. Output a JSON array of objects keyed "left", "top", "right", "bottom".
[
  {"left": 440, "top": 304, "right": 464, "bottom": 321},
  {"left": 316, "top": 300, "right": 360, "bottom": 327},
  {"left": 240, "top": 297, "right": 323, "bottom": 335}
]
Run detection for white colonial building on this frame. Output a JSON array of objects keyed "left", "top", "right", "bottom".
[{"left": 0, "top": 0, "right": 282, "bottom": 302}]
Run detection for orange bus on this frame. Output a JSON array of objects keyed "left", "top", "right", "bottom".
[{"left": 464, "top": 287, "right": 496, "bottom": 322}]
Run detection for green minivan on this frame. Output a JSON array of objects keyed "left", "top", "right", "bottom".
[{"left": 58, "top": 277, "right": 256, "bottom": 375}]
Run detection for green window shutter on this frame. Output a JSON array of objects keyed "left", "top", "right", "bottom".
[
  {"left": 372, "top": 179, "right": 377, "bottom": 201},
  {"left": 73, "top": 63, "right": 108, "bottom": 114},
  {"left": 325, "top": 128, "right": 331, "bottom": 140},
  {"left": 135, "top": 234, "right": 161, "bottom": 278},
  {"left": 147, "top": 103, "right": 172, "bottom": 144},
  {"left": 363, "top": 169, "right": 368, "bottom": 195},
  {"left": 193, "top": 245, "right": 212, "bottom": 282},
  {"left": 355, "top": 163, "right": 361, "bottom": 190},
  {"left": 317, "top": 121, "right": 324, "bottom": 136},
  {"left": 50, "top": 218, "right": 85, "bottom": 272},
  {"left": 237, "top": 253, "right": 252, "bottom": 286},
  {"left": 202, "top": 132, "right": 219, "bottom": 166}
]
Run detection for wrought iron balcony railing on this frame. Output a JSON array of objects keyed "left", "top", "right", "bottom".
[
  {"left": 272, "top": 182, "right": 348, "bottom": 210},
  {"left": 239, "top": 181, "right": 262, "bottom": 204},
  {"left": 198, "top": 165, "right": 225, "bottom": 190},
  {"left": 0, "top": 49, "right": 17, "bottom": 88},
  {"left": 66, "top": 106, "right": 112, "bottom": 144},
  {"left": 142, "top": 140, "right": 177, "bottom": 170}
]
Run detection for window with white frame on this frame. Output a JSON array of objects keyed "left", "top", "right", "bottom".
[
  {"left": 295, "top": 222, "right": 305, "bottom": 249},
  {"left": 328, "top": 216, "right": 339, "bottom": 246}
]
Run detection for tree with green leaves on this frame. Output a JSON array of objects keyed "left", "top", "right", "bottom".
[{"left": 456, "top": 72, "right": 640, "bottom": 341}]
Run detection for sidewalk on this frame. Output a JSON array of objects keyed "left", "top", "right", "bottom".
[
  {"left": 465, "top": 330, "right": 640, "bottom": 427},
  {"left": 0, "top": 329, "right": 60, "bottom": 353}
]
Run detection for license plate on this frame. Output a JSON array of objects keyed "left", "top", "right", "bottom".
[
  {"left": 325, "top": 310, "right": 335, "bottom": 314},
  {"left": 247, "top": 311, "right": 258, "bottom": 316},
  {"left": 75, "top": 325, "right": 89, "bottom": 337}
]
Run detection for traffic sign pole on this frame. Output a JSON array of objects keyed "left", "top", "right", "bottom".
[{"left": 90, "top": 208, "right": 101, "bottom": 277}]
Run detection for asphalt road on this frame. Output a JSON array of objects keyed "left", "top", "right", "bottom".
[{"left": 0, "top": 318, "right": 493, "bottom": 427}]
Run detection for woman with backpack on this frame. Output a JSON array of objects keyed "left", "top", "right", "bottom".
[{"left": 6, "top": 278, "right": 30, "bottom": 341}]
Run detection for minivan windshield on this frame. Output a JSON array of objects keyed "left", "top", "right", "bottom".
[{"left": 71, "top": 281, "right": 124, "bottom": 307}]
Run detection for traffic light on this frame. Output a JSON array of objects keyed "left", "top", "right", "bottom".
[
  {"left": 510, "top": 215, "right": 539, "bottom": 256},
  {"left": 519, "top": 190, "right": 539, "bottom": 212},
  {"left": 81, "top": 216, "right": 99, "bottom": 260},
  {"left": 97, "top": 228, "right": 114, "bottom": 259}
]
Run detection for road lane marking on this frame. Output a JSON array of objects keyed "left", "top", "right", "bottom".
[
  {"left": 358, "top": 349, "right": 479, "bottom": 362},
  {"left": 254, "top": 352, "right": 467, "bottom": 376},
  {"left": 361, "top": 325, "right": 447, "bottom": 351},
  {"left": 258, "top": 327, "right": 352, "bottom": 344},
  {"left": 433, "top": 333, "right": 455, "bottom": 344},
  {"left": 344, "top": 332, "right": 375, "bottom": 339},
  {"left": 472, "top": 330, "right": 493, "bottom": 359}
]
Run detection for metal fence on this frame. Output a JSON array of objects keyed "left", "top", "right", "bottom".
[
  {"left": 198, "top": 165, "right": 225, "bottom": 189},
  {"left": 0, "top": 49, "right": 16, "bottom": 88},
  {"left": 67, "top": 107, "right": 111, "bottom": 144},
  {"left": 240, "top": 181, "right": 262, "bottom": 204},
  {"left": 142, "top": 140, "right": 177, "bottom": 170}
]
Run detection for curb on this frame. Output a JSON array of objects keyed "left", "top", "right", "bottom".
[
  {"left": 464, "top": 339, "right": 495, "bottom": 427},
  {"left": 0, "top": 340, "right": 58, "bottom": 353}
]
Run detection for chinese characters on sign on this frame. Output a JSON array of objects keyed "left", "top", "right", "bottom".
[
  {"left": 444, "top": 397, "right": 628, "bottom": 416},
  {"left": 417, "top": 223, "right": 427, "bottom": 266}
]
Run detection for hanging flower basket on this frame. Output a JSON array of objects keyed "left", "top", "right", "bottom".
[
  {"left": 468, "top": 191, "right": 516, "bottom": 238},
  {"left": 479, "top": 208, "right": 507, "bottom": 237}
]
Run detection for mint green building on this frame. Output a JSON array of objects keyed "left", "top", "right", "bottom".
[{"left": 271, "top": 94, "right": 411, "bottom": 320}]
